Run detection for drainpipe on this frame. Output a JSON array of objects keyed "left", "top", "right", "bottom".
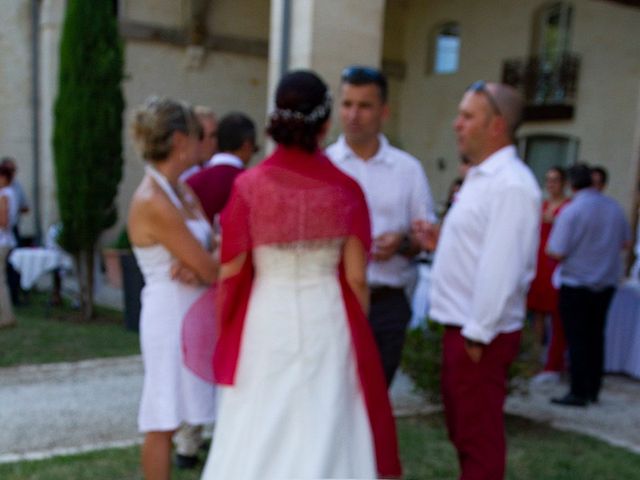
[
  {"left": 279, "top": 0, "right": 291, "bottom": 77},
  {"left": 30, "top": 0, "right": 42, "bottom": 244}
]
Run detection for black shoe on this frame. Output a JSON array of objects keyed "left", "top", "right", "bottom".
[
  {"left": 550, "top": 393, "right": 588, "bottom": 407},
  {"left": 174, "top": 454, "right": 199, "bottom": 470}
]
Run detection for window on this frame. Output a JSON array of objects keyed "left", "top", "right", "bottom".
[
  {"left": 430, "top": 22, "right": 460, "bottom": 75},
  {"left": 520, "top": 134, "right": 578, "bottom": 187},
  {"left": 533, "top": 2, "right": 573, "bottom": 64}
]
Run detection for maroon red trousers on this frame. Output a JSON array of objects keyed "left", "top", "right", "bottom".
[{"left": 441, "top": 327, "right": 521, "bottom": 480}]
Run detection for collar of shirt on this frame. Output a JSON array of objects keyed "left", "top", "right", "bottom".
[
  {"left": 332, "top": 134, "right": 393, "bottom": 166},
  {"left": 572, "top": 187, "right": 599, "bottom": 201},
  {"left": 207, "top": 152, "right": 244, "bottom": 169},
  {"left": 468, "top": 145, "right": 518, "bottom": 178}
]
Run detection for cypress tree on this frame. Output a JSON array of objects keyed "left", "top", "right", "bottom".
[{"left": 53, "top": 0, "right": 124, "bottom": 320}]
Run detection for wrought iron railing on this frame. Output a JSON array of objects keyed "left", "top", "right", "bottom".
[{"left": 502, "top": 53, "right": 580, "bottom": 120}]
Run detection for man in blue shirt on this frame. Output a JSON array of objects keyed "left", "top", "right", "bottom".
[{"left": 547, "top": 163, "right": 631, "bottom": 407}]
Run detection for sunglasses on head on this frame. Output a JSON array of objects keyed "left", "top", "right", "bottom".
[
  {"left": 341, "top": 65, "right": 385, "bottom": 84},
  {"left": 467, "top": 80, "right": 501, "bottom": 116}
]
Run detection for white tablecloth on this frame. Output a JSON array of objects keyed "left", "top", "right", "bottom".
[
  {"left": 8, "top": 248, "right": 74, "bottom": 290},
  {"left": 605, "top": 280, "right": 640, "bottom": 379}
]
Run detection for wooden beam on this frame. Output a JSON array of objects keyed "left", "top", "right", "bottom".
[
  {"left": 118, "top": 19, "right": 268, "bottom": 58},
  {"left": 596, "top": 0, "right": 640, "bottom": 8}
]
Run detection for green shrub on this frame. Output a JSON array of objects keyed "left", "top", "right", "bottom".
[
  {"left": 53, "top": 0, "right": 124, "bottom": 320},
  {"left": 401, "top": 319, "right": 539, "bottom": 401},
  {"left": 401, "top": 321, "right": 443, "bottom": 403}
]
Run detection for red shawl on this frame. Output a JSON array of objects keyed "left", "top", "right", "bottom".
[{"left": 213, "top": 145, "right": 402, "bottom": 478}]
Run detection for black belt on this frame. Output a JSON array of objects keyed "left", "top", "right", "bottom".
[{"left": 370, "top": 286, "right": 404, "bottom": 301}]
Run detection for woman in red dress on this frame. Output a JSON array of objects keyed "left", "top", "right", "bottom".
[{"left": 528, "top": 166, "right": 570, "bottom": 379}]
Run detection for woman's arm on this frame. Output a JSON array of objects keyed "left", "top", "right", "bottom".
[
  {"left": 220, "top": 253, "right": 247, "bottom": 280},
  {"left": 0, "top": 196, "right": 8, "bottom": 228},
  {"left": 129, "top": 192, "right": 218, "bottom": 284},
  {"left": 343, "top": 236, "right": 369, "bottom": 314}
]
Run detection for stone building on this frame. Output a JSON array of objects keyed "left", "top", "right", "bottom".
[{"left": 1, "top": 0, "right": 639, "bottom": 243}]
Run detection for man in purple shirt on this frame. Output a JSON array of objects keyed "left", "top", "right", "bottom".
[
  {"left": 187, "top": 112, "right": 258, "bottom": 224},
  {"left": 547, "top": 163, "right": 631, "bottom": 407}
]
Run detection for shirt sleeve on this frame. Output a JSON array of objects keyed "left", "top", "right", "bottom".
[
  {"left": 546, "top": 209, "right": 572, "bottom": 258},
  {"left": 409, "top": 162, "right": 437, "bottom": 224},
  {"left": 462, "top": 186, "right": 540, "bottom": 344}
]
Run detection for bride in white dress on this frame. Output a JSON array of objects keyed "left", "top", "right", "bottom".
[
  {"left": 128, "top": 97, "right": 218, "bottom": 480},
  {"left": 200, "top": 71, "right": 401, "bottom": 479}
]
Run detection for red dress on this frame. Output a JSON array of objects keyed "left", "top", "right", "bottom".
[{"left": 527, "top": 199, "right": 570, "bottom": 313}]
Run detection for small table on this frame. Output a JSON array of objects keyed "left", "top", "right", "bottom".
[
  {"left": 605, "top": 280, "right": 640, "bottom": 379},
  {"left": 8, "top": 247, "right": 74, "bottom": 290}
]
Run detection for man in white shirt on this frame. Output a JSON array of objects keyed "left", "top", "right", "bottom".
[
  {"left": 415, "top": 81, "right": 541, "bottom": 480},
  {"left": 174, "top": 112, "right": 256, "bottom": 470},
  {"left": 179, "top": 106, "right": 218, "bottom": 182},
  {"left": 326, "top": 66, "right": 435, "bottom": 387}
]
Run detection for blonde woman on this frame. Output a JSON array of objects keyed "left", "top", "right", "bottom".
[{"left": 128, "top": 97, "right": 218, "bottom": 480}]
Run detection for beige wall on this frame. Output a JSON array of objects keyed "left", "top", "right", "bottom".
[
  {"left": 383, "top": 0, "right": 640, "bottom": 214},
  {"left": 0, "top": 1, "right": 35, "bottom": 235},
  {"left": 113, "top": 0, "right": 270, "bottom": 244},
  {"left": 33, "top": 0, "right": 271, "bottom": 244},
  {"left": 7, "top": 0, "right": 640, "bottom": 239}
]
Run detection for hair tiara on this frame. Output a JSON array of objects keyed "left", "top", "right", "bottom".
[{"left": 270, "top": 91, "right": 332, "bottom": 124}]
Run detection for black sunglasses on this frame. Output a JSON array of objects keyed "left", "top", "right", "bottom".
[
  {"left": 341, "top": 65, "right": 385, "bottom": 83},
  {"left": 467, "top": 80, "right": 501, "bottom": 116}
]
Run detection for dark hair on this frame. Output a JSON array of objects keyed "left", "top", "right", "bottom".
[
  {"left": 0, "top": 164, "right": 14, "bottom": 183},
  {"left": 0, "top": 157, "right": 16, "bottom": 173},
  {"left": 217, "top": 112, "right": 256, "bottom": 152},
  {"left": 267, "top": 70, "right": 331, "bottom": 153},
  {"left": 341, "top": 65, "right": 388, "bottom": 103},
  {"left": 591, "top": 165, "right": 608, "bottom": 186},
  {"left": 567, "top": 163, "right": 593, "bottom": 190},
  {"left": 547, "top": 165, "right": 566, "bottom": 182}
]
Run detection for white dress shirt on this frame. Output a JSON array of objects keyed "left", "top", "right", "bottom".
[
  {"left": 326, "top": 134, "right": 435, "bottom": 288},
  {"left": 429, "top": 145, "right": 541, "bottom": 344}
]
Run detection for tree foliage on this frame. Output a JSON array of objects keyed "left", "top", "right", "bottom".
[{"left": 53, "top": 0, "right": 124, "bottom": 320}]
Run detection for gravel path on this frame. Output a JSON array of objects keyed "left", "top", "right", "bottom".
[{"left": 0, "top": 355, "right": 638, "bottom": 464}]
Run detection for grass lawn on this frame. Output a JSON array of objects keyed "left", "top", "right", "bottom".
[
  {"left": 0, "top": 293, "right": 139, "bottom": 367},
  {"left": 2, "top": 297, "right": 638, "bottom": 479},
  {"left": 1, "top": 414, "right": 639, "bottom": 479}
]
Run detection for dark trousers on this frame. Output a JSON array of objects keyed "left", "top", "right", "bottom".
[
  {"left": 6, "top": 251, "right": 21, "bottom": 305},
  {"left": 441, "top": 327, "right": 521, "bottom": 480},
  {"left": 369, "top": 287, "right": 411, "bottom": 387},
  {"left": 558, "top": 285, "right": 615, "bottom": 401}
]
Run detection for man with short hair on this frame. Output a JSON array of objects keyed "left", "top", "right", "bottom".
[
  {"left": 187, "top": 112, "right": 257, "bottom": 224},
  {"left": 547, "top": 163, "right": 630, "bottom": 407},
  {"left": 172, "top": 112, "right": 257, "bottom": 470},
  {"left": 179, "top": 106, "right": 218, "bottom": 181},
  {"left": 416, "top": 81, "right": 541, "bottom": 479},
  {"left": 173, "top": 105, "right": 219, "bottom": 469},
  {"left": 326, "top": 65, "right": 435, "bottom": 388}
]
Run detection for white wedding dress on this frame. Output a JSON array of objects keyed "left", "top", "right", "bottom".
[{"left": 201, "top": 242, "right": 377, "bottom": 479}]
